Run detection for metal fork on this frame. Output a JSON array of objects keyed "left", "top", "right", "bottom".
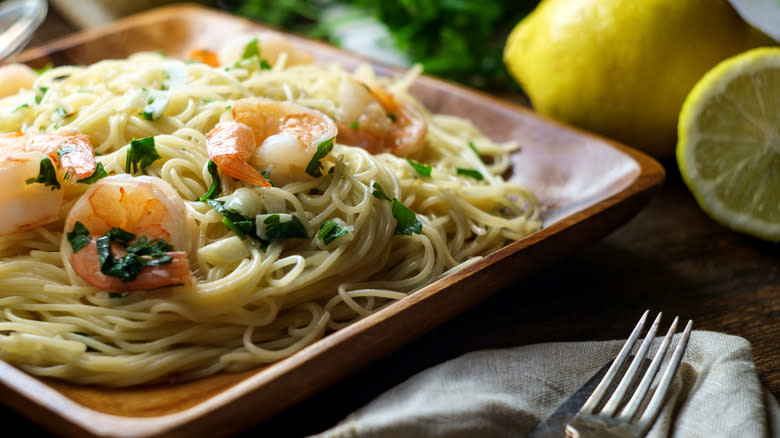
[{"left": 565, "top": 310, "right": 693, "bottom": 438}]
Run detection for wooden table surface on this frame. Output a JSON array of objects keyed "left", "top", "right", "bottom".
[{"left": 7, "top": 7, "right": 779, "bottom": 438}]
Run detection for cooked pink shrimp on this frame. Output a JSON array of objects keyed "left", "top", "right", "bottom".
[
  {"left": 206, "top": 97, "right": 338, "bottom": 186},
  {"left": 0, "top": 131, "right": 97, "bottom": 236},
  {"left": 336, "top": 78, "right": 427, "bottom": 156},
  {"left": 63, "top": 174, "right": 195, "bottom": 291},
  {"left": 0, "top": 64, "right": 38, "bottom": 98}
]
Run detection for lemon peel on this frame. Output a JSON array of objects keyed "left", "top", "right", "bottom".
[{"left": 504, "top": 0, "right": 775, "bottom": 158}]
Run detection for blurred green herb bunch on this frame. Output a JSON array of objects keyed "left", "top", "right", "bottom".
[{"left": 218, "top": 0, "right": 539, "bottom": 92}]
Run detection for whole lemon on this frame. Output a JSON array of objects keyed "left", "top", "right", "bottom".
[{"left": 504, "top": 0, "right": 775, "bottom": 158}]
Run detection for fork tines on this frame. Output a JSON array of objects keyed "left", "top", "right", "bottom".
[{"left": 578, "top": 310, "right": 693, "bottom": 434}]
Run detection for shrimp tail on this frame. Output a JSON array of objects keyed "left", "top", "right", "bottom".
[
  {"left": 207, "top": 121, "right": 271, "bottom": 188},
  {"left": 214, "top": 155, "right": 272, "bottom": 188}
]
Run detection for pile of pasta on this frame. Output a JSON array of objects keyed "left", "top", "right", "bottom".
[{"left": 0, "top": 37, "right": 541, "bottom": 386}]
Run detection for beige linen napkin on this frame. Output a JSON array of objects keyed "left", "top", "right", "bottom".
[{"left": 311, "top": 331, "right": 779, "bottom": 438}]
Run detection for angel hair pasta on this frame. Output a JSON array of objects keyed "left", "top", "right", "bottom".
[{"left": 0, "top": 33, "right": 541, "bottom": 386}]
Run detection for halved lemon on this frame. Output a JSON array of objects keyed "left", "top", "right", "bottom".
[{"left": 677, "top": 46, "right": 780, "bottom": 242}]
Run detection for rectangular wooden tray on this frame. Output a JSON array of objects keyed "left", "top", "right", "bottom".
[{"left": 1, "top": 4, "right": 665, "bottom": 438}]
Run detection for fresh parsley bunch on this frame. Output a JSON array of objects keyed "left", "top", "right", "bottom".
[{"left": 218, "top": 0, "right": 538, "bottom": 92}]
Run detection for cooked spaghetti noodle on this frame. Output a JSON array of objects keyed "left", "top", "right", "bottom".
[{"left": 0, "top": 39, "right": 540, "bottom": 386}]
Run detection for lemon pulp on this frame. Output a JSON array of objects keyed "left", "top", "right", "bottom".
[{"left": 677, "top": 47, "right": 780, "bottom": 242}]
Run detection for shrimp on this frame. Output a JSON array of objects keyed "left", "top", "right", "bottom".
[
  {"left": 206, "top": 97, "right": 338, "bottom": 186},
  {"left": 0, "top": 64, "right": 38, "bottom": 98},
  {"left": 336, "top": 77, "right": 427, "bottom": 156},
  {"left": 0, "top": 131, "right": 97, "bottom": 236},
  {"left": 188, "top": 49, "right": 220, "bottom": 67},
  {"left": 63, "top": 174, "right": 196, "bottom": 291},
  {"left": 218, "top": 32, "right": 313, "bottom": 68}
]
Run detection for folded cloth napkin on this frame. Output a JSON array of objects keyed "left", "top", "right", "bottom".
[{"left": 311, "top": 331, "right": 779, "bottom": 438}]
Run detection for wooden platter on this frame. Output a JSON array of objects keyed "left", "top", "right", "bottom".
[{"left": 2, "top": 4, "right": 665, "bottom": 438}]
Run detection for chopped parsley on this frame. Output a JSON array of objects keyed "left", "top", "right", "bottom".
[
  {"left": 207, "top": 200, "right": 309, "bottom": 246},
  {"left": 66, "top": 221, "right": 92, "bottom": 253},
  {"left": 387, "top": 112, "right": 397, "bottom": 122},
  {"left": 34, "top": 64, "right": 53, "bottom": 75},
  {"left": 305, "top": 138, "right": 334, "bottom": 177},
  {"left": 456, "top": 167, "right": 484, "bottom": 181},
  {"left": 467, "top": 140, "right": 485, "bottom": 163},
  {"left": 95, "top": 228, "right": 174, "bottom": 282},
  {"left": 260, "top": 168, "right": 275, "bottom": 187},
  {"left": 371, "top": 182, "right": 422, "bottom": 235},
  {"left": 142, "top": 93, "right": 169, "bottom": 121},
  {"left": 68, "top": 223, "right": 175, "bottom": 282},
  {"left": 239, "top": 38, "right": 272, "bottom": 70},
  {"left": 55, "top": 108, "right": 67, "bottom": 118},
  {"left": 207, "top": 199, "right": 259, "bottom": 241},
  {"left": 35, "top": 87, "right": 48, "bottom": 104},
  {"left": 198, "top": 160, "right": 222, "bottom": 201},
  {"left": 56, "top": 146, "right": 75, "bottom": 160},
  {"left": 25, "top": 157, "right": 60, "bottom": 190},
  {"left": 317, "top": 219, "right": 349, "bottom": 245},
  {"left": 77, "top": 162, "right": 108, "bottom": 184},
  {"left": 405, "top": 158, "right": 432, "bottom": 177},
  {"left": 371, "top": 182, "right": 392, "bottom": 201},
  {"left": 125, "top": 136, "right": 160, "bottom": 174},
  {"left": 391, "top": 199, "right": 422, "bottom": 235},
  {"left": 260, "top": 214, "right": 308, "bottom": 242},
  {"left": 349, "top": 120, "right": 360, "bottom": 130},
  {"left": 12, "top": 103, "right": 29, "bottom": 112},
  {"left": 241, "top": 38, "right": 261, "bottom": 60}
]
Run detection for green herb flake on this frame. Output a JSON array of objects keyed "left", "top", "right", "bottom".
[
  {"left": 467, "top": 140, "right": 485, "bottom": 163},
  {"left": 77, "top": 162, "right": 108, "bottom": 184},
  {"left": 25, "top": 157, "right": 60, "bottom": 190},
  {"left": 12, "top": 103, "right": 29, "bottom": 112},
  {"left": 241, "top": 38, "right": 261, "bottom": 60},
  {"left": 207, "top": 200, "right": 259, "bottom": 241},
  {"left": 371, "top": 182, "right": 392, "bottom": 202},
  {"left": 317, "top": 219, "right": 348, "bottom": 245},
  {"left": 260, "top": 59, "right": 272, "bottom": 70},
  {"left": 262, "top": 214, "right": 308, "bottom": 242},
  {"left": 371, "top": 182, "right": 422, "bottom": 235},
  {"left": 305, "top": 138, "right": 334, "bottom": 177},
  {"left": 387, "top": 112, "right": 397, "bottom": 122},
  {"left": 35, "top": 86, "right": 48, "bottom": 104},
  {"left": 66, "top": 221, "right": 92, "bottom": 253},
  {"left": 456, "top": 167, "right": 484, "bottom": 181},
  {"left": 125, "top": 136, "right": 160, "bottom": 174},
  {"left": 260, "top": 168, "right": 275, "bottom": 187},
  {"left": 57, "top": 146, "right": 75, "bottom": 160},
  {"left": 96, "top": 228, "right": 174, "bottom": 282},
  {"left": 391, "top": 199, "right": 423, "bottom": 235},
  {"left": 405, "top": 158, "right": 432, "bottom": 177},
  {"left": 55, "top": 108, "right": 67, "bottom": 118},
  {"left": 198, "top": 160, "right": 222, "bottom": 201},
  {"left": 104, "top": 227, "right": 136, "bottom": 246},
  {"left": 34, "top": 64, "right": 53, "bottom": 75},
  {"left": 142, "top": 93, "right": 169, "bottom": 121},
  {"left": 349, "top": 120, "right": 360, "bottom": 130}
]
